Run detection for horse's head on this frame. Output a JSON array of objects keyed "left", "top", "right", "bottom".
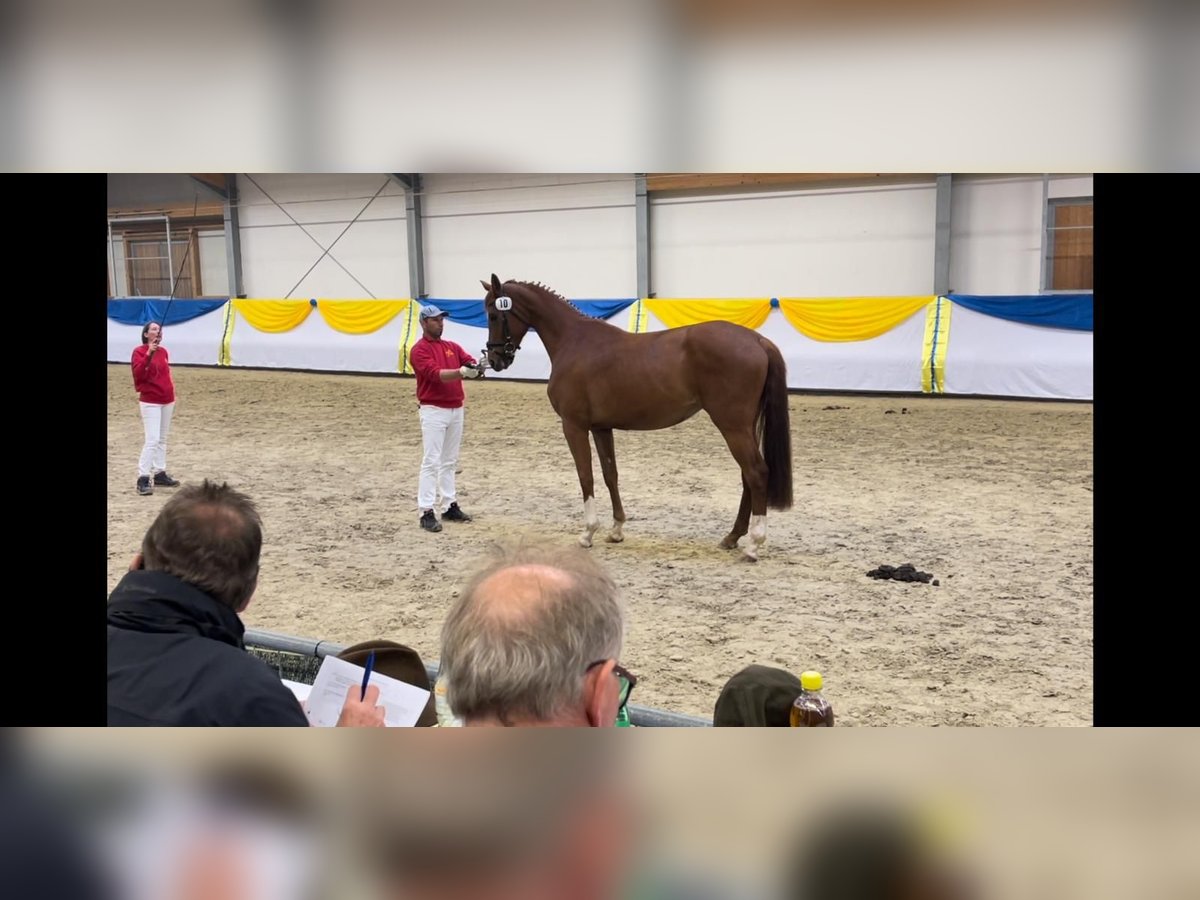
[{"left": 481, "top": 273, "right": 529, "bottom": 372}]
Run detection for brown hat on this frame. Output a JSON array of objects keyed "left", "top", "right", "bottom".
[
  {"left": 337, "top": 640, "right": 437, "bottom": 727},
  {"left": 713, "top": 664, "right": 803, "bottom": 727}
]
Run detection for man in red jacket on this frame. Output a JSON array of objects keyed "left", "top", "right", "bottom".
[
  {"left": 409, "top": 305, "right": 483, "bottom": 532},
  {"left": 131, "top": 321, "right": 180, "bottom": 496}
]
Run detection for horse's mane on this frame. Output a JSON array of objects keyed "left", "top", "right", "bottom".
[{"left": 512, "top": 280, "right": 589, "bottom": 319}]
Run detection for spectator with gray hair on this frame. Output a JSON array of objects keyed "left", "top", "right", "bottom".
[{"left": 439, "top": 541, "right": 636, "bottom": 727}]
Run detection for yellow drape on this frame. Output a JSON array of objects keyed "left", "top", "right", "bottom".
[
  {"left": 231, "top": 299, "right": 314, "bottom": 333},
  {"left": 317, "top": 299, "right": 410, "bottom": 335},
  {"left": 777, "top": 296, "right": 933, "bottom": 342},
  {"left": 627, "top": 298, "right": 651, "bottom": 333},
  {"left": 921, "top": 297, "right": 953, "bottom": 393},
  {"left": 398, "top": 302, "right": 418, "bottom": 374},
  {"left": 218, "top": 302, "right": 236, "bottom": 366},
  {"left": 643, "top": 299, "right": 772, "bottom": 331}
]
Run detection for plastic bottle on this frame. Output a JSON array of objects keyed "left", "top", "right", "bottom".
[
  {"left": 789, "top": 671, "right": 834, "bottom": 727},
  {"left": 433, "top": 675, "right": 462, "bottom": 727}
]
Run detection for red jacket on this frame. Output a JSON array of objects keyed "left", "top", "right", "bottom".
[
  {"left": 410, "top": 337, "right": 476, "bottom": 408},
  {"left": 131, "top": 343, "right": 176, "bottom": 404}
]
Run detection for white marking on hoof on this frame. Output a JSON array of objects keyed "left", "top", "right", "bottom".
[
  {"left": 607, "top": 520, "right": 625, "bottom": 543},
  {"left": 744, "top": 514, "right": 767, "bottom": 560},
  {"left": 749, "top": 514, "right": 766, "bottom": 541},
  {"left": 579, "top": 496, "right": 599, "bottom": 547}
]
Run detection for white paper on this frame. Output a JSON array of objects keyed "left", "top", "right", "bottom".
[{"left": 305, "top": 655, "right": 431, "bottom": 727}]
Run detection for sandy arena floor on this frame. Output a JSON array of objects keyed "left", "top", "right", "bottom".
[{"left": 107, "top": 365, "right": 1092, "bottom": 725}]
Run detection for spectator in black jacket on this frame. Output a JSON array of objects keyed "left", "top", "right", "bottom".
[{"left": 107, "top": 479, "right": 384, "bottom": 727}]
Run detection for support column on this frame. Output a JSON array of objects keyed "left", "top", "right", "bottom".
[
  {"left": 934, "top": 173, "right": 952, "bottom": 296},
  {"left": 402, "top": 174, "right": 426, "bottom": 299},
  {"left": 223, "top": 174, "right": 244, "bottom": 297},
  {"left": 635, "top": 174, "right": 650, "bottom": 298}
]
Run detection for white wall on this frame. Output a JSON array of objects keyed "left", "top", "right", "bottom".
[
  {"left": 228, "top": 173, "right": 1092, "bottom": 301},
  {"left": 197, "top": 231, "right": 228, "bottom": 297},
  {"left": 237, "top": 174, "right": 410, "bottom": 298},
  {"left": 649, "top": 180, "right": 938, "bottom": 296},
  {"left": 107, "top": 310, "right": 226, "bottom": 367},
  {"left": 225, "top": 305, "right": 412, "bottom": 374},
  {"left": 421, "top": 174, "right": 636, "bottom": 297},
  {"left": 943, "top": 305, "right": 1093, "bottom": 400},
  {"left": 949, "top": 174, "right": 1093, "bottom": 294}
]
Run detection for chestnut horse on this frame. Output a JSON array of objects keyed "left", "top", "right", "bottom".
[{"left": 481, "top": 274, "right": 793, "bottom": 561}]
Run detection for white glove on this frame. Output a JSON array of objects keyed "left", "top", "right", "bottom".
[{"left": 459, "top": 365, "right": 481, "bottom": 380}]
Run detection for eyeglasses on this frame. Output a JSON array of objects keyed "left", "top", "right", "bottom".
[{"left": 586, "top": 659, "right": 637, "bottom": 714}]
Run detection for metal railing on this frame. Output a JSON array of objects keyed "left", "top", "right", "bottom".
[{"left": 244, "top": 628, "right": 712, "bottom": 728}]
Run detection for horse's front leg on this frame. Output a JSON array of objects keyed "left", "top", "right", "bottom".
[
  {"left": 563, "top": 422, "right": 600, "bottom": 548},
  {"left": 591, "top": 428, "right": 626, "bottom": 543}
]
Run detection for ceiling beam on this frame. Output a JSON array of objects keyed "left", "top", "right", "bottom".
[
  {"left": 188, "top": 174, "right": 229, "bottom": 198},
  {"left": 109, "top": 201, "right": 227, "bottom": 221},
  {"left": 646, "top": 173, "right": 928, "bottom": 192}
]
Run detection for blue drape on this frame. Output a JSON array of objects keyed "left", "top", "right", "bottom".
[
  {"left": 946, "top": 294, "right": 1092, "bottom": 331},
  {"left": 418, "top": 299, "right": 637, "bottom": 329},
  {"left": 108, "top": 298, "right": 229, "bottom": 326}
]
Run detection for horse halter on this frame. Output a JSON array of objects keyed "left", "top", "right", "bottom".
[{"left": 486, "top": 294, "right": 521, "bottom": 365}]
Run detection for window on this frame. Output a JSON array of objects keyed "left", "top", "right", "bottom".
[
  {"left": 108, "top": 218, "right": 226, "bottom": 297},
  {"left": 1044, "top": 198, "right": 1092, "bottom": 292},
  {"left": 126, "top": 234, "right": 197, "bottom": 297}
]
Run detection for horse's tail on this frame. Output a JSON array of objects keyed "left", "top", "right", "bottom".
[{"left": 757, "top": 339, "right": 794, "bottom": 511}]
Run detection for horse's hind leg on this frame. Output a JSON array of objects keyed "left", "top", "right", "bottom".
[
  {"left": 591, "top": 428, "right": 627, "bottom": 543},
  {"left": 718, "top": 426, "right": 769, "bottom": 562},
  {"left": 720, "top": 476, "right": 751, "bottom": 550},
  {"left": 563, "top": 421, "right": 600, "bottom": 548}
]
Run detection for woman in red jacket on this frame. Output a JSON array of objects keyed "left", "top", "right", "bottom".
[{"left": 131, "top": 321, "right": 180, "bottom": 495}]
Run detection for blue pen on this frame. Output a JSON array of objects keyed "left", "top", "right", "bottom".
[{"left": 360, "top": 650, "right": 376, "bottom": 701}]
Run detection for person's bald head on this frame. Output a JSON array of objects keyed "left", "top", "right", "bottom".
[
  {"left": 440, "top": 542, "right": 625, "bottom": 727},
  {"left": 473, "top": 563, "right": 577, "bottom": 618}
]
